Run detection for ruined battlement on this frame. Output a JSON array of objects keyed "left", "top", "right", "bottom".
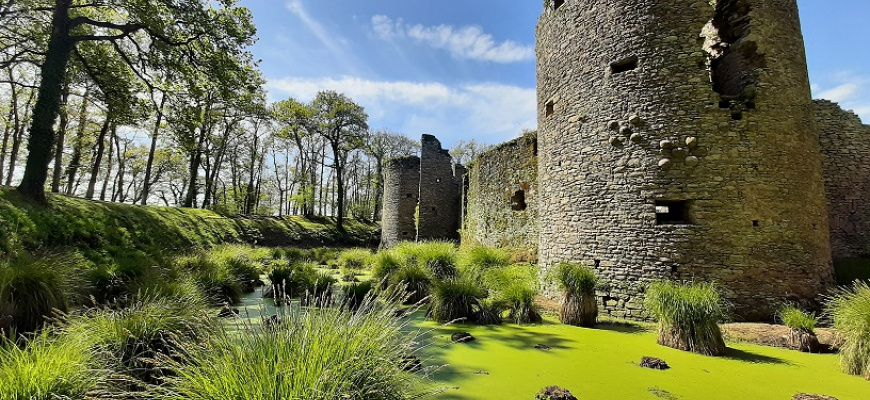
[{"left": 380, "top": 136, "right": 465, "bottom": 247}]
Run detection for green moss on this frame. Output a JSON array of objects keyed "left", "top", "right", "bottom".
[{"left": 417, "top": 317, "right": 869, "bottom": 400}]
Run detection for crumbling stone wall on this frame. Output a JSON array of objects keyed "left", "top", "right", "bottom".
[
  {"left": 381, "top": 156, "right": 421, "bottom": 248},
  {"left": 417, "top": 135, "right": 464, "bottom": 241},
  {"left": 816, "top": 100, "right": 870, "bottom": 259},
  {"left": 463, "top": 133, "right": 539, "bottom": 255},
  {"left": 536, "top": 0, "right": 833, "bottom": 320}
]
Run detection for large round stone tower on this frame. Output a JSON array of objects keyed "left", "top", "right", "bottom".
[
  {"left": 536, "top": 0, "right": 834, "bottom": 320},
  {"left": 381, "top": 156, "right": 421, "bottom": 248}
]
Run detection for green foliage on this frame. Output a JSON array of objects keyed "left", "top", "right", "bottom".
[
  {"left": 159, "top": 297, "right": 433, "bottom": 400},
  {"left": 551, "top": 262, "right": 598, "bottom": 327},
  {"left": 342, "top": 281, "right": 374, "bottom": 311},
  {"left": 395, "top": 241, "right": 458, "bottom": 279},
  {"left": 0, "top": 330, "right": 107, "bottom": 400},
  {"left": 645, "top": 281, "right": 728, "bottom": 356},
  {"left": 268, "top": 262, "right": 319, "bottom": 298},
  {"left": 551, "top": 262, "right": 597, "bottom": 296},
  {"left": 499, "top": 281, "right": 542, "bottom": 324},
  {"left": 459, "top": 246, "right": 511, "bottom": 280},
  {"left": 371, "top": 249, "right": 405, "bottom": 282},
  {"left": 390, "top": 264, "right": 432, "bottom": 304},
  {"left": 826, "top": 281, "right": 870, "bottom": 378},
  {"left": 65, "top": 292, "right": 211, "bottom": 383},
  {"left": 312, "top": 247, "right": 341, "bottom": 265},
  {"left": 0, "top": 253, "right": 86, "bottom": 333},
  {"left": 475, "top": 298, "right": 506, "bottom": 325},
  {"left": 175, "top": 253, "right": 243, "bottom": 305},
  {"left": 777, "top": 305, "right": 817, "bottom": 334},
  {"left": 338, "top": 248, "right": 373, "bottom": 270},
  {"left": 429, "top": 278, "right": 486, "bottom": 323}
]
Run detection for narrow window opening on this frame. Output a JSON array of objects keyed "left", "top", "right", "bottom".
[
  {"left": 511, "top": 190, "right": 527, "bottom": 211},
  {"left": 610, "top": 56, "right": 639, "bottom": 74},
  {"left": 731, "top": 110, "right": 743, "bottom": 120},
  {"left": 752, "top": 220, "right": 760, "bottom": 227},
  {"left": 553, "top": 0, "right": 565, "bottom": 10},
  {"left": 719, "top": 100, "right": 731, "bottom": 109},
  {"left": 406, "top": 193, "right": 413, "bottom": 199},
  {"left": 671, "top": 265, "right": 678, "bottom": 273},
  {"left": 532, "top": 140, "right": 539, "bottom": 157},
  {"left": 545, "top": 100, "right": 555, "bottom": 117},
  {"left": 402, "top": 232, "right": 408, "bottom": 236},
  {"left": 655, "top": 200, "right": 692, "bottom": 225},
  {"left": 436, "top": 178, "right": 442, "bottom": 183}
]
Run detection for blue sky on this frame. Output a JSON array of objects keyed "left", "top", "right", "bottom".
[{"left": 240, "top": 0, "right": 870, "bottom": 148}]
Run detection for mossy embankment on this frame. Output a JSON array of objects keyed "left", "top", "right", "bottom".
[{"left": 0, "top": 187, "right": 379, "bottom": 262}]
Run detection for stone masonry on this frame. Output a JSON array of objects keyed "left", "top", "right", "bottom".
[
  {"left": 817, "top": 100, "right": 870, "bottom": 260},
  {"left": 381, "top": 156, "right": 421, "bottom": 248},
  {"left": 535, "top": 0, "right": 834, "bottom": 320},
  {"left": 463, "top": 132, "right": 539, "bottom": 256},
  {"left": 380, "top": 135, "right": 465, "bottom": 247}
]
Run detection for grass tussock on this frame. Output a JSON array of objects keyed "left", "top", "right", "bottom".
[
  {"left": 64, "top": 292, "right": 212, "bottom": 383},
  {"left": 429, "top": 278, "right": 486, "bottom": 323},
  {"left": 459, "top": 246, "right": 510, "bottom": 280},
  {"left": 371, "top": 250, "right": 405, "bottom": 283},
  {"left": 158, "top": 295, "right": 436, "bottom": 400},
  {"left": 826, "top": 281, "right": 870, "bottom": 378},
  {"left": 778, "top": 305, "right": 821, "bottom": 353},
  {"left": 390, "top": 264, "right": 432, "bottom": 304},
  {"left": 395, "top": 241, "right": 458, "bottom": 279},
  {"left": 551, "top": 262, "right": 598, "bottom": 327},
  {"left": 645, "top": 281, "right": 728, "bottom": 356},
  {"left": 0, "top": 330, "right": 108, "bottom": 399},
  {"left": 0, "top": 253, "right": 86, "bottom": 333}
]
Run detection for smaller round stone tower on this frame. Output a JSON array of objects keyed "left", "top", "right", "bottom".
[{"left": 381, "top": 156, "right": 421, "bottom": 248}]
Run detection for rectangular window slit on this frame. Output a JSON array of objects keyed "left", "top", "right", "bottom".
[
  {"left": 553, "top": 0, "right": 565, "bottom": 10},
  {"left": 610, "top": 56, "right": 639, "bottom": 74},
  {"left": 655, "top": 200, "right": 692, "bottom": 225},
  {"left": 545, "top": 100, "right": 555, "bottom": 117}
]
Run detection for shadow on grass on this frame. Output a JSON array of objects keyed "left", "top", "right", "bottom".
[{"left": 724, "top": 347, "right": 790, "bottom": 365}]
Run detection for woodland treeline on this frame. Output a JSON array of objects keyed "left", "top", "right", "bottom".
[{"left": 0, "top": 0, "right": 491, "bottom": 225}]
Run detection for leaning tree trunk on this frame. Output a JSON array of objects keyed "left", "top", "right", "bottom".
[
  {"left": 65, "top": 87, "right": 89, "bottom": 195},
  {"left": 99, "top": 124, "right": 116, "bottom": 201},
  {"left": 141, "top": 95, "right": 165, "bottom": 205},
  {"left": 85, "top": 118, "right": 110, "bottom": 199},
  {"left": 17, "top": 0, "right": 74, "bottom": 202}
]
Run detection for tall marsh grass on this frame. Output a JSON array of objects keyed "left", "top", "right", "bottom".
[
  {"left": 551, "top": 262, "right": 598, "bottom": 327},
  {"left": 826, "top": 281, "right": 870, "bottom": 378},
  {"left": 0, "top": 253, "right": 85, "bottom": 333},
  {"left": 645, "top": 281, "right": 728, "bottom": 356},
  {"left": 0, "top": 330, "right": 108, "bottom": 399},
  {"left": 159, "top": 294, "right": 437, "bottom": 400}
]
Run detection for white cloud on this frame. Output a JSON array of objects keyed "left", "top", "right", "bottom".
[
  {"left": 266, "top": 76, "right": 536, "bottom": 143},
  {"left": 813, "top": 72, "right": 870, "bottom": 122},
  {"left": 285, "top": 1, "right": 351, "bottom": 66},
  {"left": 370, "top": 15, "right": 534, "bottom": 64}
]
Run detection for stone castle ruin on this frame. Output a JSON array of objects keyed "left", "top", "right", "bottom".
[{"left": 381, "top": 0, "right": 870, "bottom": 321}]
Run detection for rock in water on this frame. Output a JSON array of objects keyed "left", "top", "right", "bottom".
[
  {"left": 534, "top": 344, "right": 552, "bottom": 350},
  {"left": 640, "top": 356, "right": 670, "bottom": 370},
  {"left": 451, "top": 332, "right": 475, "bottom": 343},
  {"left": 536, "top": 385, "right": 578, "bottom": 400},
  {"left": 793, "top": 394, "right": 838, "bottom": 400},
  {"left": 217, "top": 306, "right": 240, "bottom": 318}
]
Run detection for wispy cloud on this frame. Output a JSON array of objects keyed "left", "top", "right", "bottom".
[
  {"left": 371, "top": 15, "right": 534, "bottom": 64},
  {"left": 266, "top": 76, "right": 536, "bottom": 143},
  {"left": 285, "top": 1, "right": 360, "bottom": 73},
  {"left": 813, "top": 72, "right": 870, "bottom": 122}
]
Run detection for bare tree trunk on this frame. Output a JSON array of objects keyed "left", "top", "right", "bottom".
[
  {"left": 85, "top": 117, "right": 110, "bottom": 199},
  {"left": 5, "top": 71, "right": 21, "bottom": 186},
  {"left": 51, "top": 81, "right": 71, "bottom": 193},
  {"left": 99, "top": 123, "right": 116, "bottom": 201},
  {"left": 141, "top": 95, "right": 165, "bottom": 205},
  {"left": 65, "top": 87, "right": 89, "bottom": 195},
  {"left": 0, "top": 81, "right": 16, "bottom": 180},
  {"left": 183, "top": 130, "right": 206, "bottom": 208}
]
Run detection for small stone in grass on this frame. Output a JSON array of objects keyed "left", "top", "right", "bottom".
[{"left": 534, "top": 344, "right": 552, "bottom": 350}]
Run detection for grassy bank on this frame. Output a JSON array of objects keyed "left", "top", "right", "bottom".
[{"left": 0, "top": 187, "right": 379, "bottom": 261}]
